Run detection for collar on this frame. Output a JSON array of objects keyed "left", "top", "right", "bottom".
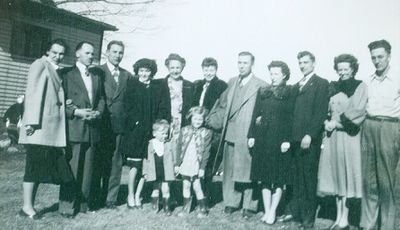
[
  {"left": 239, "top": 73, "right": 253, "bottom": 86},
  {"left": 76, "top": 62, "right": 88, "bottom": 75},
  {"left": 371, "top": 66, "right": 391, "bottom": 82},
  {"left": 107, "top": 61, "right": 119, "bottom": 72},
  {"left": 45, "top": 56, "right": 59, "bottom": 70}
]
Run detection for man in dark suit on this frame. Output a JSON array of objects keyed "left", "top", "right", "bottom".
[
  {"left": 59, "top": 42, "right": 105, "bottom": 217},
  {"left": 288, "top": 51, "right": 329, "bottom": 229},
  {"left": 93, "top": 40, "right": 132, "bottom": 209}
]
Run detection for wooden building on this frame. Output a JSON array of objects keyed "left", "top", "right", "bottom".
[{"left": 0, "top": 0, "right": 117, "bottom": 116}]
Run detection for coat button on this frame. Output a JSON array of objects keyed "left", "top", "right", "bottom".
[{"left": 56, "top": 102, "right": 63, "bottom": 106}]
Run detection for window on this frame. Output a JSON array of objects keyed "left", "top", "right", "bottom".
[{"left": 11, "top": 22, "right": 51, "bottom": 59}]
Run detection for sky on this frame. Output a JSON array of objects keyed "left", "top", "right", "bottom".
[{"left": 65, "top": 0, "right": 400, "bottom": 84}]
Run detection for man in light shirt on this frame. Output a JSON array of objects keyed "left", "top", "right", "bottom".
[
  {"left": 361, "top": 39, "right": 400, "bottom": 230},
  {"left": 59, "top": 42, "right": 105, "bottom": 217}
]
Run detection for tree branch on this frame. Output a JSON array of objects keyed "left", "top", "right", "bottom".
[{"left": 56, "top": 0, "right": 156, "bottom": 6}]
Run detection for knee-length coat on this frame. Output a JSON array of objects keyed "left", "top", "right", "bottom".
[{"left": 247, "top": 84, "right": 296, "bottom": 184}]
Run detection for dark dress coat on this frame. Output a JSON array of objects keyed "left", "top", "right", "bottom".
[
  {"left": 121, "top": 78, "right": 171, "bottom": 159},
  {"left": 248, "top": 84, "right": 296, "bottom": 185},
  {"left": 61, "top": 66, "right": 105, "bottom": 143},
  {"left": 155, "top": 76, "right": 194, "bottom": 127},
  {"left": 292, "top": 74, "right": 330, "bottom": 143},
  {"left": 99, "top": 64, "right": 132, "bottom": 135},
  {"left": 193, "top": 77, "right": 228, "bottom": 111}
]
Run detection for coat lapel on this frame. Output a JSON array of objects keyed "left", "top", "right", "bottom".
[
  {"left": 41, "top": 56, "right": 62, "bottom": 90},
  {"left": 228, "top": 76, "right": 259, "bottom": 119},
  {"left": 299, "top": 74, "right": 316, "bottom": 94},
  {"left": 113, "top": 71, "right": 127, "bottom": 99},
  {"left": 91, "top": 74, "right": 98, "bottom": 107}
]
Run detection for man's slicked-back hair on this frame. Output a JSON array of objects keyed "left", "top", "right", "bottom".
[
  {"left": 238, "top": 51, "right": 255, "bottom": 63},
  {"left": 297, "top": 51, "right": 315, "bottom": 62},
  {"left": 107, "top": 40, "right": 125, "bottom": 50},
  {"left": 75, "top": 41, "right": 95, "bottom": 52},
  {"left": 368, "top": 39, "right": 391, "bottom": 54}
]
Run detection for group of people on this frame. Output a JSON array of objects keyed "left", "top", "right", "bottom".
[{"left": 16, "top": 38, "right": 398, "bottom": 230}]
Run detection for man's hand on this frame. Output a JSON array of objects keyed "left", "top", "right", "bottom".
[
  {"left": 300, "top": 135, "right": 312, "bottom": 149},
  {"left": 248, "top": 138, "right": 255, "bottom": 148},
  {"left": 73, "top": 108, "right": 93, "bottom": 120},
  {"left": 199, "top": 169, "right": 205, "bottom": 178},
  {"left": 281, "top": 142, "right": 290, "bottom": 153},
  {"left": 86, "top": 110, "right": 101, "bottom": 120},
  {"left": 174, "top": 166, "right": 180, "bottom": 175},
  {"left": 25, "top": 125, "right": 35, "bottom": 136}
]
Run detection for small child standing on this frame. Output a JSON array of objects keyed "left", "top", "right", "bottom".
[
  {"left": 142, "top": 119, "right": 175, "bottom": 216},
  {"left": 175, "top": 106, "right": 212, "bottom": 218}
]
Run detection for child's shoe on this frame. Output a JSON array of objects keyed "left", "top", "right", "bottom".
[
  {"left": 163, "top": 198, "right": 172, "bottom": 216},
  {"left": 177, "top": 197, "right": 192, "bottom": 217},
  {"left": 197, "top": 198, "right": 208, "bottom": 218}
]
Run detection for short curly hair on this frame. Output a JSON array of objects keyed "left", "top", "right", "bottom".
[
  {"left": 185, "top": 106, "right": 209, "bottom": 122},
  {"left": 133, "top": 58, "right": 158, "bottom": 78},
  {"left": 268, "top": 60, "right": 291, "bottom": 81},
  {"left": 333, "top": 54, "right": 359, "bottom": 76},
  {"left": 164, "top": 53, "right": 186, "bottom": 68}
]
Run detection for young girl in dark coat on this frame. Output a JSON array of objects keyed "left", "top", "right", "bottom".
[{"left": 175, "top": 106, "right": 212, "bottom": 218}]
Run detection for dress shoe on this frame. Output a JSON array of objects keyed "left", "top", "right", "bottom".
[
  {"left": 105, "top": 202, "right": 117, "bottom": 209},
  {"left": 60, "top": 212, "right": 75, "bottom": 219},
  {"left": 300, "top": 223, "right": 315, "bottom": 230},
  {"left": 242, "top": 209, "right": 255, "bottom": 219},
  {"left": 223, "top": 206, "right": 237, "bottom": 214},
  {"left": 277, "top": 214, "right": 294, "bottom": 222},
  {"left": 18, "top": 209, "right": 43, "bottom": 220}
]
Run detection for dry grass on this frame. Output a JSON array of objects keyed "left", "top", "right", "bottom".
[{"left": 0, "top": 145, "right": 399, "bottom": 230}]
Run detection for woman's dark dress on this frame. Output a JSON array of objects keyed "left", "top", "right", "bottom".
[
  {"left": 121, "top": 78, "right": 171, "bottom": 159},
  {"left": 248, "top": 84, "right": 296, "bottom": 186}
]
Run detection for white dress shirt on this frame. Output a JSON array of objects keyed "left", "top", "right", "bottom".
[
  {"left": 76, "top": 62, "right": 93, "bottom": 104},
  {"left": 107, "top": 61, "right": 119, "bottom": 84}
]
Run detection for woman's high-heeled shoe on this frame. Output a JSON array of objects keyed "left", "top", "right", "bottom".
[{"left": 18, "top": 209, "right": 43, "bottom": 220}]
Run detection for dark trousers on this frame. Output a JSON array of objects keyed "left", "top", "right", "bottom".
[
  {"left": 291, "top": 142, "right": 321, "bottom": 227},
  {"left": 361, "top": 119, "right": 400, "bottom": 230},
  {"left": 59, "top": 142, "right": 94, "bottom": 214},
  {"left": 106, "top": 134, "right": 123, "bottom": 204}
]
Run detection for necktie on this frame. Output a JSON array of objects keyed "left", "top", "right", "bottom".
[
  {"left": 299, "top": 76, "right": 307, "bottom": 90},
  {"left": 199, "top": 82, "right": 209, "bottom": 106},
  {"left": 85, "top": 68, "right": 89, "bottom": 77},
  {"left": 113, "top": 67, "right": 119, "bottom": 86}
]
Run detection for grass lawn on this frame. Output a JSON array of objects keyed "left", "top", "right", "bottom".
[{"left": 0, "top": 144, "right": 399, "bottom": 230}]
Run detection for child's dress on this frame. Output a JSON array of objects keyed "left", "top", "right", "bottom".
[
  {"left": 143, "top": 138, "right": 175, "bottom": 182},
  {"left": 176, "top": 126, "right": 212, "bottom": 178}
]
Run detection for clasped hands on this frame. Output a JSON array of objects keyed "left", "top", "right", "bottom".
[{"left": 74, "top": 108, "right": 100, "bottom": 121}]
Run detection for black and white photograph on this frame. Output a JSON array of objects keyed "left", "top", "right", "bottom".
[{"left": 0, "top": 0, "right": 399, "bottom": 229}]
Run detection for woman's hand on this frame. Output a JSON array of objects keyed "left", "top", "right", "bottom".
[
  {"left": 281, "top": 142, "right": 290, "bottom": 153},
  {"left": 174, "top": 166, "right": 180, "bottom": 175},
  {"left": 248, "top": 138, "right": 255, "bottom": 148},
  {"left": 198, "top": 169, "right": 205, "bottom": 178}
]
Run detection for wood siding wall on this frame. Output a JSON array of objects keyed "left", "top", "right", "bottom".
[{"left": 0, "top": 12, "right": 103, "bottom": 117}]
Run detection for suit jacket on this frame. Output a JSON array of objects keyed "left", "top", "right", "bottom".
[
  {"left": 19, "top": 56, "right": 66, "bottom": 147},
  {"left": 207, "top": 75, "right": 267, "bottom": 182},
  {"left": 142, "top": 139, "right": 175, "bottom": 182},
  {"left": 99, "top": 64, "right": 132, "bottom": 134},
  {"left": 193, "top": 77, "right": 228, "bottom": 111},
  {"left": 292, "top": 74, "right": 329, "bottom": 142},
  {"left": 61, "top": 66, "right": 105, "bottom": 143},
  {"left": 175, "top": 126, "right": 212, "bottom": 170},
  {"left": 155, "top": 76, "right": 194, "bottom": 127}
]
